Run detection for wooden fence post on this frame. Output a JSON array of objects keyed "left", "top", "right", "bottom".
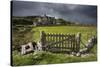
[
  {"left": 40, "top": 31, "right": 46, "bottom": 50},
  {"left": 76, "top": 32, "right": 81, "bottom": 52}
]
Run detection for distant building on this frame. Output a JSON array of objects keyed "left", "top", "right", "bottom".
[
  {"left": 33, "top": 22, "right": 37, "bottom": 26},
  {"left": 33, "top": 14, "right": 56, "bottom": 26},
  {"left": 75, "top": 22, "right": 80, "bottom": 25}
]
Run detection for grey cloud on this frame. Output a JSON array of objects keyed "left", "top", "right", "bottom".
[{"left": 12, "top": 1, "right": 97, "bottom": 24}]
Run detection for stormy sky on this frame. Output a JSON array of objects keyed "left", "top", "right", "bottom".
[{"left": 12, "top": 1, "right": 97, "bottom": 24}]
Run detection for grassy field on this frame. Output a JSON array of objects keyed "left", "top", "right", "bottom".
[
  {"left": 12, "top": 25, "right": 97, "bottom": 66},
  {"left": 32, "top": 26, "right": 97, "bottom": 47}
]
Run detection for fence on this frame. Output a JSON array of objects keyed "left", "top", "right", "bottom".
[
  {"left": 21, "top": 31, "right": 97, "bottom": 55},
  {"left": 40, "top": 31, "right": 81, "bottom": 53}
]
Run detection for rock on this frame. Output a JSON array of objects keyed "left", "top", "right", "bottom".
[
  {"left": 76, "top": 52, "right": 81, "bottom": 57},
  {"left": 80, "top": 48, "right": 88, "bottom": 54},
  {"left": 21, "top": 45, "right": 26, "bottom": 55},
  {"left": 81, "top": 53, "right": 91, "bottom": 57},
  {"left": 71, "top": 52, "right": 76, "bottom": 56},
  {"left": 37, "top": 41, "right": 42, "bottom": 51},
  {"left": 21, "top": 42, "right": 34, "bottom": 55}
]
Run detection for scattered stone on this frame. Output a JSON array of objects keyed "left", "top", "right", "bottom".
[
  {"left": 70, "top": 54, "right": 74, "bottom": 57},
  {"left": 79, "top": 48, "right": 88, "bottom": 54},
  {"left": 21, "top": 42, "right": 34, "bottom": 55},
  {"left": 81, "top": 53, "right": 94, "bottom": 57},
  {"left": 71, "top": 52, "right": 76, "bottom": 56},
  {"left": 37, "top": 41, "right": 42, "bottom": 51},
  {"left": 76, "top": 52, "right": 81, "bottom": 57}
]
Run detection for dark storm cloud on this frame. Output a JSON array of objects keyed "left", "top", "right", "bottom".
[
  {"left": 12, "top": 1, "right": 97, "bottom": 24},
  {"left": 73, "top": 6, "right": 97, "bottom": 18}
]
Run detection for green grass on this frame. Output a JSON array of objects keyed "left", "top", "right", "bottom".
[
  {"left": 12, "top": 50, "right": 97, "bottom": 66},
  {"left": 32, "top": 26, "right": 96, "bottom": 49},
  {"left": 32, "top": 26, "right": 96, "bottom": 42},
  {"left": 12, "top": 25, "right": 97, "bottom": 66}
]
